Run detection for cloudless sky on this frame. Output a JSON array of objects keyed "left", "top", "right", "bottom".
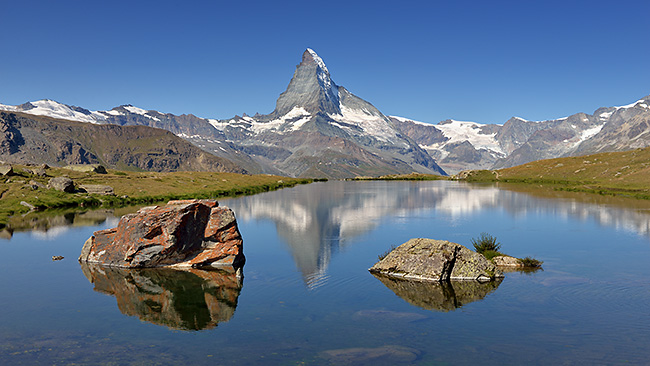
[{"left": 1, "top": 0, "right": 649, "bottom": 124}]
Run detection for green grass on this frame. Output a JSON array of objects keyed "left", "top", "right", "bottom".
[
  {"left": 457, "top": 147, "right": 650, "bottom": 200},
  {"left": 520, "top": 256, "right": 544, "bottom": 268},
  {"left": 0, "top": 165, "right": 314, "bottom": 229},
  {"left": 470, "top": 232, "right": 542, "bottom": 268}
]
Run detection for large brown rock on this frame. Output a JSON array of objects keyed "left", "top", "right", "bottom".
[
  {"left": 369, "top": 238, "right": 503, "bottom": 282},
  {"left": 79, "top": 199, "right": 245, "bottom": 269}
]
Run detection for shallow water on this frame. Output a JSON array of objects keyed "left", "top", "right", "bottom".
[{"left": 2, "top": 180, "right": 650, "bottom": 365}]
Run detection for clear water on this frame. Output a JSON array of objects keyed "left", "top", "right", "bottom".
[{"left": 2, "top": 180, "right": 650, "bottom": 365}]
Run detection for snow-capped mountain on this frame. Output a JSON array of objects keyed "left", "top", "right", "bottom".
[
  {"left": 204, "top": 48, "right": 446, "bottom": 178},
  {"left": 390, "top": 95, "right": 650, "bottom": 174},
  {"left": 2, "top": 49, "right": 649, "bottom": 176},
  {"left": 0, "top": 49, "right": 446, "bottom": 178}
]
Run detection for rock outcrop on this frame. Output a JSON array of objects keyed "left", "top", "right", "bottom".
[
  {"left": 369, "top": 238, "right": 503, "bottom": 282},
  {"left": 78, "top": 199, "right": 245, "bottom": 269},
  {"left": 65, "top": 164, "right": 107, "bottom": 174},
  {"left": 79, "top": 184, "right": 114, "bottom": 195}
]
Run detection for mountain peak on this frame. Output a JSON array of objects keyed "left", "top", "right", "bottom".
[
  {"left": 273, "top": 49, "right": 340, "bottom": 117},
  {"left": 304, "top": 48, "right": 329, "bottom": 73}
]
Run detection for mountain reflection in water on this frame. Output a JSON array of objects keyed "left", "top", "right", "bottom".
[
  {"left": 80, "top": 263, "right": 243, "bottom": 331},
  {"left": 372, "top": 274, "right": 502, "bottom": 312},
  {"left": 225, "top": 181, "right": 650, "bottom": 288}
]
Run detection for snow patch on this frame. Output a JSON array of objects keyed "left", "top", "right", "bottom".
[
  {"left": 434, "top": 120, "right": 504, "bottom": 155},
  {"left": 5, "top": 100, "right": 107, "bottom": 124},
  {"left": 307, "top": 48, "right": 329, "bottom": 73},
  {"left": 580, "top": 125, "right": 604, "bottom": 141},
  {"left": 330, "top": 106, "right": 404, "bottom": 145},
  {"left": 0, "top": 103, "right": 17, "bottom": 112}
]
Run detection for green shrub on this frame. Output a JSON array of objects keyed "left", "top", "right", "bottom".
[{"left": 471, "top": 232, "right": 501, "bottom": 254}]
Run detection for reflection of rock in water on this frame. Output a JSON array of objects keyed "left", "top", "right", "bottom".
[
  {"left": 372, "top": 274, "right": 502, "bottom": 312},
  {"left": 80, "top": 263, "right": 243, "bottom": 330}
]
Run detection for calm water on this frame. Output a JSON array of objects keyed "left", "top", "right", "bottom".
[{"left": 2, "top": 180, "right": 650, "bottom": 365}]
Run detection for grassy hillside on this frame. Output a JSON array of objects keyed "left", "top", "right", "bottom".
[
  {"left": 0, "top": 165, "right": 314, "bottom": 229},
  {"left": 462, "top": 147, "right": 650, "bottom": 199}
]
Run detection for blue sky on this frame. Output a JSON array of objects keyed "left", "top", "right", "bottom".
[{"left": 1, "top": 0, "right": 649, "bottom": 124}]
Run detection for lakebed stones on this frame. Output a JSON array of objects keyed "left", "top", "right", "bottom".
[
  {"left": 47, "top": 176, "right": 75, "bottom": 192},
  {"left": 369, "top": 238, "right": 503, "bottom": 282},
  {"left": 320, "top": 345, "right": 421, "bottom": 365},
  {"left": 78, "top": 199, "right": 245, "bottom": 269}
]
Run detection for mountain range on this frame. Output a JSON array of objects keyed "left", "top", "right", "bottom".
[{"left": 1, "top": 49, "right": 649, "bottom": 176}]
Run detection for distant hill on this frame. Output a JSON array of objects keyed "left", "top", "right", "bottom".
[
  {"left": 476, "top": 146, "right": 650, "bottom": 198},
  {"left": 0, "top": 111, "right": 246, "bottom": 173}
]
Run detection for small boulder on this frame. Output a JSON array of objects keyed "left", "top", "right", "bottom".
[
  {"left": 0, "top": 164, "right": 14, "bottom": 176},
  {"left": 48, "top": 176, "right": 75, "bottom": 193},
  {"left": 492, "top": 255, "right": 524, "bottom": 267},
  {"left": 369, "top": 238, "right": 503, "bottom": 282},
  {"left": 29, "top": 167, "right": 47, "bottom": 177},
  {"left": 64, "top": 164, "right": 107, "bottom": 174},
  {"left": 27, "top": 180, "right": 46, "bottom": 190},
  {"left": 79, "top": 199, "right": 245, "bottom": 269},
  {"left": 79, "top": 184, "right": 114, "bottom": 195}
]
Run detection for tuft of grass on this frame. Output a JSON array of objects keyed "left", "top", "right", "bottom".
[
  {"left": 520, "top": 256, "right": 543, "bottom": 267},
  {"left": 377, "top": 244, "right": 398, "bottom": 261},
  {"left": 471, "top": 232, "right": 502, "bottom": 254},
  {"left": 481, "top": 249, "right": 502, "bottom": 261}
]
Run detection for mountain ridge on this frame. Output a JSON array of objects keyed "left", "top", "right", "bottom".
[
  {"left": 1, "top": 50, "right": 648, "bottom": 177},
  {"left": 0, "top": 111, "right": 246, "bottom": 173}
]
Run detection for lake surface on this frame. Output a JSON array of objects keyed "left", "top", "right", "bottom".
[{"left": 2, "top": 180, "right": 650, "bottom": 365}]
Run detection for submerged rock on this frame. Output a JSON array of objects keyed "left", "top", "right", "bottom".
[
  {"left": 78, "top": 199, "right": 245, "bottom": 269},
  {"left": 369, "top": 238, "right": 503, "bottom": 282},
  {"left": 320, "top": 345, "right": 421, "bottom": 365}
]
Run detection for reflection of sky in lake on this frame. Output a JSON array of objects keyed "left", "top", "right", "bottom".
[{"left": 223, "top": 181, "right": 650, "bottom": 287}]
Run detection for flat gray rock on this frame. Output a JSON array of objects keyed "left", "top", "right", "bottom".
[{"left": 369, "top": 238, "right": 503, "bottom": 282}]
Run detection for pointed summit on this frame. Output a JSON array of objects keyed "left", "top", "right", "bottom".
[{"left": 273, "top": 49, "right": 340, "bottom": 117}]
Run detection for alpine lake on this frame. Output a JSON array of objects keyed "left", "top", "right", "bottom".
[{"left": 2, "top": 180, "right": 650, "bottom": 365}]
